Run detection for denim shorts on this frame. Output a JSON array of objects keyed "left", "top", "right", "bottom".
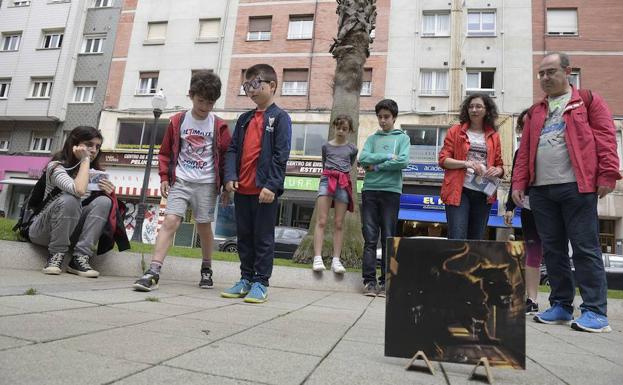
[{"left": 317, "top": 176, "right": 349, "bottom": 204}]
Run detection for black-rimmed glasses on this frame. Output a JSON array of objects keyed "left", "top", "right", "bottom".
[{"left": 242, "top": 78, "right": 270, "bottom": 93}]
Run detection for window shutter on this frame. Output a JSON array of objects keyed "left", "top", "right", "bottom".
[
  {"left": 199, "top": 19, "right": 220, "bottom": 39},
  {"left": 147, "top": 22, "right": 167, "bottom": 40},
  {"left": 249, "top": 17, "right": 272, "bottom": 32},
  {"left": 547, "top": 9, "right": 577, "bottom": 34},
  {"left": 283, "top": 69, "right": 308, "bottom": 82}
]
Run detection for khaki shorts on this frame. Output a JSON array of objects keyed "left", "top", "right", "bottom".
[{"left": 165, "top": 178, "right": 216, "bottom": 223}]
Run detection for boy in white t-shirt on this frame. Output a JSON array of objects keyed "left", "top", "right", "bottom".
[{"left": 133, "top": 70, "right": 231, "bottom": 291}]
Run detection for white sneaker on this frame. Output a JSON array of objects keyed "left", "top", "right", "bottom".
[
  {"left": 312, "top": 256, "right": 326, "bottom": 271},
  {"left": 331, "top": 259, "right": 346, "bottom": 274}
]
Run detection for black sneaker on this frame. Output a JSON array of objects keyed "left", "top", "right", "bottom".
[
  {"left": 133, "top": 270, "right": 159, "bottom": 292},
  {"left": 526, "top": 298, "right": 539, "bottom": 315},
  {"left": 199, "top": 267, "right": 214, "bottom": 289},
  {"left": 42, "top": 252, "right": 65, "bottom": 275},
  {"left": 377, "top": 283, "right": 386, "bottom": 298},
  {"left": 67, "top": 255, "right": 99, "bottom": 278},
  {"left": 363, "top": 282, "right": 377, "bottom": 297}
]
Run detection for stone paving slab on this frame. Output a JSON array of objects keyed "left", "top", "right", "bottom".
[
  {"left": 47, "top": 304, "right": 166, "bottom": 327},
  {"left": 0, "top": 334, "right": 32, "bottom": 351},
  {"left": 49, "top": 327, "right": 209, "bottom": 365},
  {"left": 127, "top": 316, "right": 248, "bottom": 341},
  {"left": 113, "top": 365, "right": 258, "bottom": 385},
  {"left": 165, "top": 341, "right": 321, "bottom": 385},
  {"left": 0, "top": 344, "right": 149, "bottom": 385},
  {"left": 0, "top": 312, "right": 113, "bottom": 342}
]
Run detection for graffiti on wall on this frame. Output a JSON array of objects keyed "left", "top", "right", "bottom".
[{"left": 123, "top": 202, "right": 163, "bottom": 244}]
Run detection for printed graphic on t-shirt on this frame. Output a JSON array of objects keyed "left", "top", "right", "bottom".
[
  {"left": 175, "top": 111, "right": 216, "bottom": 183},
  {"left": 466, "top": 135, "right": 487, "bottom": 166},
  {"left": 538, "top": 94, "right": 569, "bottom": 150}
]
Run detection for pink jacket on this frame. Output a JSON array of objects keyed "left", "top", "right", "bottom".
[{"left": 512, "top": 87, "right": 621, "bottom": 192}]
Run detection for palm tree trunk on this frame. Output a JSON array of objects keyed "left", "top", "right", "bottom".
[{"left": 293, "top": 0, "right": 376, "bottom": 268}]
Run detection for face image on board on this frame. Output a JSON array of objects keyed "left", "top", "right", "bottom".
[{"left": 384, "top": 238, "right": 526, "bottom": 369}]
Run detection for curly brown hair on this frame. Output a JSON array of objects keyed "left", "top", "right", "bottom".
[
  {"left": 189, "top": 70, "right": 221, "bottom": 101},
  {"left": 459, "top": 93, "right": 499, "bottom": 130},
  {"left": 332, "top": 114, "right": 354, "bottom": 133}
]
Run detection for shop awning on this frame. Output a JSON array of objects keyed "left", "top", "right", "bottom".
[
  {"left": 0, "top": 178, "right": 37, "bottom": 186},
  {"left": 398, "top": 208, "right": 521, "bottom": 229}
]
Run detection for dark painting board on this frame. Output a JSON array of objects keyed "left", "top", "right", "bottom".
[{"left": 385, "top": 238, "right": 526, "bottom": 369}]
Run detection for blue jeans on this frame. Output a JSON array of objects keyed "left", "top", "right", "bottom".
[
  {"left": 530, "top": 183, "right": 607, "bottom": 316},
  {"left": 445, "top": 188, "right": 491, "bottom": 240},
  {"left": 361, "top": 190, "right": 401, "bottom": 285},
  {"left": 234, "top": 193, "right": 279, "bottom": 286}
]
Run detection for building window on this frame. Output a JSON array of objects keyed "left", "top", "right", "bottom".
[
  {"left": 288, "top": 15, "right": 313, "bottom": 40},
  {"left": 116, "top": 120, "right": 168, "bottom": 150},
  {"left": 31, "top": 79, "right": 53, "bottom": 98},
  {"left": 30, "top": 135, "right": 53, "bottom": 153},
  {"left": 197, "top": 19, "right": 220, "bottom": 42},
  {"left": 0, "top": 79, "right": 10, "bottom": 98},
  {"left": 0, "top": 138, "right": 8, "bottom": 151},
  {"left": 145, "top": 22, "right": 167, "bottom": 44},
  {"left": 290, "top": 123, "right": 328, "bottom": 156},
  {"left": 73, "top": 83, "right": 96, "bottom": 103},
  {"left": 422, "top": 11, "right": 450, "bottom": 37},
  {"left": 42, "top": 30, "right": 63, "bottom": 49},
  {"left": 420, "top": 70, "right": 448, "bottom": 96},
  {"left": 247, "top": 16, "right": 272, "bottom": 41},
  {"left": 403, "top": 126, "right": 448, "bottom": 163},
  {"left": 94, "top": 0, "right": 111, "bottom": 7},
  {"left": 1, "top": 33, "right": 21, "bottom": 51},
  {"left": 547, "top": 9, "right": 578, "bottom": 35},
  {"left": 466, "top": 69, "right": 495, "bottom": 96},
  {"left": 467, "top": 10, "right": 496, "bottom": 36},
  {"left": 137, "top": 72, "right": 159, "bottom": 95},
  {"left": 361, "top": 68, "right": 372, "bottom": 96},
  {"left": 12, "top": 1, "right": 31, "bottom": 6},
  {"left": 82, "top": 36, "right": 104, "bottom": 53},
  {"left": 282, "top": 69, "right": 308, "bottom": 96},
  {"left": 569, "top": 69, "right": 580, "bottom": 88}
]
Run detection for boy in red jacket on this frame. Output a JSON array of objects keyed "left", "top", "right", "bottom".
[{"left": 133, "top": 70, "right": 231, "bottom": 291}]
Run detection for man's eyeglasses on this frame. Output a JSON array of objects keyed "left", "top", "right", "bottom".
[
  {"left": 242, "top": 78, "right": 270, "bottom": 93},
  {"left": 537, "top": 68, "right": 563, "bottom": 80}
]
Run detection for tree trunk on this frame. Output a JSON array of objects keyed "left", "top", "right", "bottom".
[{"left": 293, "top": 0, "right": 376, "bottom": 268}]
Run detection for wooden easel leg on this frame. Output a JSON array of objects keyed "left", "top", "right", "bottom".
[
  {"left": 404, "top": 350, "right": 435, "bottom": 375},
  {"left": 469, "top": 357, "right": 494, "bottom": 384}
]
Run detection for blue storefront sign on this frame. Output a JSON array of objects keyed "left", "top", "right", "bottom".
[
  {"left": 403, "top": 163, "right": 445, "bottom": 180},
  {"left": 399, "top": 194, "right": 521, "bottom": 228}
]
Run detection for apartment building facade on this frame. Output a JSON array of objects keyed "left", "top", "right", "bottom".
[
  {"left": 97, "top": 0, "right": 239, "bottom": 241},
  {"left": 0, "top": 0, "right": 122, "bottom": 219},
  {"left": 533, "top": 0, "right": 623, "bottom": 253},
  {"left": 384, "top": 0, "right": 533, "bottom": 239}
]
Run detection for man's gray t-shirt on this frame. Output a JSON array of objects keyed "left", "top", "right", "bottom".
[
  {"left": 322, "top": 143, "right": 358, "bottom": 173},
  {"left": 534, "top": 91, "right": 577, "bottom": 186}
]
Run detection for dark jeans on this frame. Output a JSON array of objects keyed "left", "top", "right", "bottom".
[
  {"left": 361, "top": 190, "right": 401, "bottom": 286},
  {"left": 530, "top": 183, "right": 607, "bottom": 316},
  {"left": 234, "top": 193, "right": 279, "bottom": 286},
  {"left": 445, "top": 188, "right": 491, "bottom": 240}
]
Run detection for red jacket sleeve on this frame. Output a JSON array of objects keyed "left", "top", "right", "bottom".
[
  {"left": 493, "top": 133, "right": 504, "bottom": 177},
  {"left": 438, "top": 125, "right": 459, "bottom": 168},
  {"left": 217, "top": 119, "right": 232, "bottom": 189},
  {"left": 590, "top": 93, "right": 622, "bottom": 188},
  {"left": 158, "top": 119, "right": 175, "bottom": 184},
  {"left": 512, "top": 114, "right": 532, "bottom": 191}
]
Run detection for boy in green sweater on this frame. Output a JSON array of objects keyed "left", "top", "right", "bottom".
[{"left": 358, "top": 99, "right": 410, "bottom": 297}]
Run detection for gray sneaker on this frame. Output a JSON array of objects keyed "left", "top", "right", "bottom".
[
  {"left": 377, "top": 283, "right": 386, "bottom": 298},
  {"left": 363, "top": 282, "right": 377, "bottom": 297}
]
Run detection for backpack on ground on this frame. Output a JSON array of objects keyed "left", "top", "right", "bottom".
[{"left": 12, "top": 171, "right": 61, "bottom": 242}]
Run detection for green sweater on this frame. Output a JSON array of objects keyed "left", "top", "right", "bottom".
[{"left": 358, "top": 128, "right": 410, "bottom": 194}]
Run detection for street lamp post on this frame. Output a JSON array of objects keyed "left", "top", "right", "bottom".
[{"left": 132, "top": 89, "right": 167, "bottom": 242}]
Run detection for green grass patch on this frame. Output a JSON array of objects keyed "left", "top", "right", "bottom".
[
  {"left": 539, "top": 285, "right": 623, "bottom": 300},
  {"left": 24, "top": 288, "right": 37, "bottom": 295},
  {"left": 145, "top": 296, "right": 160, "bottom": 302},
  {"left": 0, "top": 218, "right": 18, "bottom": 242}
]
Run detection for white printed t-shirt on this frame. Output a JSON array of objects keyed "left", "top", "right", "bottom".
[{"left": 175, "top": 110, "right": 215, "bottom": 183}]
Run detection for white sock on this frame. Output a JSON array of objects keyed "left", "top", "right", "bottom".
[
  {"left": 314, "top": 255, "right": 322, "bottom": 260},
  {"left": 332, "top": 257, "right": 340, "bottom": 262}
]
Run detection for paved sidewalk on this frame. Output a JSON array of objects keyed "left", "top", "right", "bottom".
[{"left": 0, "top": 243, "right": 622, "bottom": 384}]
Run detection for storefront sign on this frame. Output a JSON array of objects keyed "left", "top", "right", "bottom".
[
  {"left": 401, "top": 194, "right": 498, "bottom": 215},
  {"left": 403, "top": 163, "right": 445, "bottom": 180},
  {"left": 287, "top": 159, "right": 365, "bottom": 177},
  {"left": 0, "top": 155, "right": 49, "bottom": 191},
  {"left": 100, "top": 152, "right": 158, "bottom": 167},
  {"left": 284, "top": 176, "right": 363, "bottom": 192}
]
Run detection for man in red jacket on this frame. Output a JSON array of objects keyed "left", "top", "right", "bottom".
[{"left": 512, "top": 52, "right": 621, "bottom": 333}]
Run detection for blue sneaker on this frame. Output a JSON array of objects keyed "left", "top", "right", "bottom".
[
  {"left": 571, "top": 311, "right": 612, "bottom": 333},
  {"left": 244, "top": 282, "right": 268, "bottom": 304},
  {"left": 221, "top": 279, "right": 251, "bottom": 298},
  {"left": 533, "top": 303, "right": 573, "bottom": 325}
]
